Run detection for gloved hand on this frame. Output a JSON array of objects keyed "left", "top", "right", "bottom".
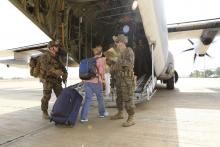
[
  {"left": 110, "top": 87, "right": 115, "bottom": 94},
  {"left": 62, "top": 73, "right": 68, "bottom": 84}
]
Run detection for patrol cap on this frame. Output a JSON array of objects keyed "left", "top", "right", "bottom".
[
  {"left": 112, "top": 34, "right": 128, "bottom": 43},
  {"left": 47, "top": 40, "right": 61, "bottom": 48}
]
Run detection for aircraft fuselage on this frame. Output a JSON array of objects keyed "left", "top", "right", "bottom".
[{"left": 9, "top": 0, "right": 177, "bottom": 89}]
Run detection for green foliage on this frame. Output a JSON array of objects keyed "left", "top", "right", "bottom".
[
  {"left": 216, "top": 67, "right": 220, "bottom": 75},
  {"left": 189, "top": 67, "right": 220, "bottom": 78},
  {"left": 205, "top": 69, "right": 214, "bottom": 77}
]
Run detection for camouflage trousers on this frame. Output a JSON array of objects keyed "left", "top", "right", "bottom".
[
  {"left": 41, "top": 81, "right": 63, "bottom": 112},
  {"left": 115, "top": 85, "right": 135, "bottom": 116}
]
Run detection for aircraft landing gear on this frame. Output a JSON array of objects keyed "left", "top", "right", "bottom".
[{"left": 166, "top": 76, "right": 174, "bottom": 89}]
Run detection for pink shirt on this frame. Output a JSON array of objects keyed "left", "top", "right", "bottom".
[{"left": 84, "top": 57, "right": 106, "bottom": 83}]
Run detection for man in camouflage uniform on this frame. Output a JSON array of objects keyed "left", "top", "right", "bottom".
[
  {"left": 108, "top": 34, "right": 136, "bottom": 127},
  {"left": 39, "top": 40, "right": 68, "bottom": 119}
]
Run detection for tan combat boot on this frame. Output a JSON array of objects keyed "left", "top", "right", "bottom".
[
  {"left": 42, "top": 111, "right": 49, "bottom": 119},
  {"left": 122, "top": 115, "right": 135, "bottom": 127},
  {"left": 110, "top": 111, "right": 124, "bottom": 120}
]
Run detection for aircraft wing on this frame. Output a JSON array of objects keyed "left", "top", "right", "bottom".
[
  {"left": 0, "top": 42, "right": 48, "bottom": 68},
  {"left": 168, "top": 18, "right": 220, "bottom": 40},
  {"left": 0, "top": 42, "right": 77, "bottom": 68}
]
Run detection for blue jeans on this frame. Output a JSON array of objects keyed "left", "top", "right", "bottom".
[{"left": 80, "top": 82, "right": 106, "bottom": 120}]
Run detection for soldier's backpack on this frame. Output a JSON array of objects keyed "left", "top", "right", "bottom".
[
  {"left": 79, "top": 57, "right": 98, "bottom": 80},
  {"left": 29, "top": 55, "right": 42, "bottom": 78}
]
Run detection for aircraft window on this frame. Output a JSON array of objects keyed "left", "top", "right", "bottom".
[{"left": 123, "top": 25, "right": 130, "bottom": 34}]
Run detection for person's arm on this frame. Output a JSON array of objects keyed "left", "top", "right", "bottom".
[
  {"left": 59, "top": 61, "right": 68, "bottom": 83},
  {"left": 110, "top": 65, "right": 116, "bottom": 88},
  {"left": 96, "top": 57, "right": 105, "bottom": 81},
  {"left": 41, "top": 54, "right": 64, "bottom": 78},
  {"left": 48, "top": 67, "right": 64, "bottom": 78}
]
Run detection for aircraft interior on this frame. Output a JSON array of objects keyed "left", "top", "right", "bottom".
[{"left": 10, "top": 0, "right": 156, "bottom": 93}]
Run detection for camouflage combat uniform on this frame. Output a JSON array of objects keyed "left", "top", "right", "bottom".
[
  {"left": 39, "top": 51, "right": 67, "bottom": 114},
  {"left": 111, "top": 47, "right": 135, "bottom": 116}
]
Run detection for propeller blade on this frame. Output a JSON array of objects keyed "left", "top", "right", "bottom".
[
  {"left": 205, "top": 53, "right": 212, "bottom": 58},
  {"left": 188, "top": 39, "right": 194, "bottom": 45},
  {"left": 193, "top": 54, "right": 197, "bottom": 63},
  {"left": 182, "top": 48, "right": 194, "bottom": 52}
]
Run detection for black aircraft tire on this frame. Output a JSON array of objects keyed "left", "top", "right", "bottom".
[{"left": 167, "top": 76, "right": 174, "bottom": 90}]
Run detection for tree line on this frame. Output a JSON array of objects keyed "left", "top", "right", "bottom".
[{"left": 190, "top": 67, "right": 220, "bottom": 78}]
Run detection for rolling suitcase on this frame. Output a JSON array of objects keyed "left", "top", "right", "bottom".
[{"left": 50, "top": 86, "right": 83, "bottom": 126}]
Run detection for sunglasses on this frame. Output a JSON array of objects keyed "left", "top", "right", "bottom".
[{"left": 115, "top": 41, "right": 120, "bottom": 44}]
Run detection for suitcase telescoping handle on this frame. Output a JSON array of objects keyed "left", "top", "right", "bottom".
[{"left": 65, "top": 52, "right": 69, "bottom": 88}]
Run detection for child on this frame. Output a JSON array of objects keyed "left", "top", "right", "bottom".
[{"left": 80, "top": 46, "right": 108, "bottom": 122}]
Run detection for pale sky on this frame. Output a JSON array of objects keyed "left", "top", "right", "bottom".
[
  {"left": 0, "top": 0, "right": 220, "bottom": 78},
  {"left": 0, "top": 1, "right": 51, "bottom": 50}
]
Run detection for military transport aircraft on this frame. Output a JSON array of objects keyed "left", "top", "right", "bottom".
[{"left": 1, "top": 0, "right": 220, "bottom": 101}]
